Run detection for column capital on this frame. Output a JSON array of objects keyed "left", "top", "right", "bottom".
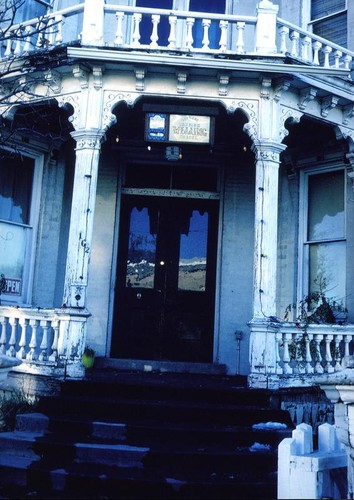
[
  {"left": 70, "top": 129, "right": 106, "bottom": 150},
  {"left": 251, "top": 140, "right": 287, "bottom": 161}
]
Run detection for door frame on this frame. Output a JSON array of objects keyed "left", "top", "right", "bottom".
[{"left": 107, "top": 156, "right": 224, "bottom": 363}]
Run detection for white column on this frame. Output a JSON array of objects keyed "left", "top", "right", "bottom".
[
  {"left": 63, "top": 129, "right": 105, "bottom": 308},
  {"left": 255, "top": 0, "right": 279, "bottom": 54},
  {"left": 81, "top": 0, "right": 105, "bottom": 46},
  {"left": 252, "top": 141, "right": 286, "bottom": 320}
]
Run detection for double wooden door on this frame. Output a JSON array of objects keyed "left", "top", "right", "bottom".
[{"left": 111, "top": 194, "right": 218, "bottom": 362}]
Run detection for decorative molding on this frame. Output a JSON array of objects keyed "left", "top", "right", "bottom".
[
  {"left": 343, "top": 104, "right": 354, "bottom": 126},
  {"left": 298, "top": 87, "right": 317, "bottom": 110},
  {"left": 260, "top": 77, "right": 272, "bottom": 100},
  {"left": 73, "top": 64, "right": 90, "bottom": 89},
  {"left": 279, "top": 107, "right": 302, "bottom": 142},
  {"left": 321, "top": 95, "right": 339, "bottom": 117},
  {"left": 176, "top": 71, "right": 188, "bottom": 94},
  {"left": 135, "top": 68, "right": 146, "bottom": 92},
  {"left": 274, "top": 78, "right": 291, "bottom": 102},
  {"left": 102, "top": 92, "right": 138, "bottom": 132},
  {"left": 252, "top": 140, "right": 286, "bottom": 162},
  {"left": 336, "top": 125, "right": 354, "bottom": 142},
  {"left": 56, "top": 93, "right": 81, "bottom": 130},
  {"left": 70, "top": 129, "right": 106, "bottom": 150},
  {"left": 218, "top": 73, "right": 229, "bottom": 97},
  {"left": 45, "top": 70, "right": 62, "bottom": 94}
]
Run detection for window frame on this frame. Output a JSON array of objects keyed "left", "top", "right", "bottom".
[
  {"left": 306, "top": 0, "right": 347, "bottom": 47},
  {"left": 0, "top": 148, "right": 44, "bottom": 306},
  {"left": 298, "top": 164, "right": 347, "bottom": 307}
]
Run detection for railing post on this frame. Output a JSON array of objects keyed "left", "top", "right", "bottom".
[
  {"left": 81, "top": 0, "right": 105, "bottom": 46},
  {"left": 255, "top": 0, "right": 279, "bottom": 54}
]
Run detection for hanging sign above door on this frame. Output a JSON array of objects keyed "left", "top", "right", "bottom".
[{"left": 145, "top": 113, "right": 214, "bottom": 145}]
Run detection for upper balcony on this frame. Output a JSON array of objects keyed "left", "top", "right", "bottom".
[{"left": 1, "top": 0, "right": 353, "bottom": 79}]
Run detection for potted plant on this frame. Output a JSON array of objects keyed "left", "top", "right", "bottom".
[{"left": 81, "top": 346, "right": 95, "bottom": 369}]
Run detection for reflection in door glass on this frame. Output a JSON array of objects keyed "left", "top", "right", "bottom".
[
  {"left": 126, "top": 207, "right": 156, "bottom": 288},
  {"left": 178, "top": 210, "right": 207, "bottom": 291}
]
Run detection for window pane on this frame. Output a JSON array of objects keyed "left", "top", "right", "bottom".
[
  {"left": 178, "top": 210, "right": 207, "bottom": 291},
  {"left": 308, "top": 170, "right": 344, "bottom": 241},
  {"left": 0, "top": 221, "right": 27, "bottom": 294},
  {"left": 313, "top": 13, "right": 347, "bottom": 47},
  {"left": 311, "top": 0, "right": 345, "bottom": 21},
  {"left": 309, "top": 241, "right": 346, "bottom": 302},
  {"left": 0, "top": 156, "right": 34, "bottom": 225},
  {"left": 126, "top": 206, "right": 157, "bottom": 288}
]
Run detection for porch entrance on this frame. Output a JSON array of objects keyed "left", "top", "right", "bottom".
[{"left": 111, "top": 172, "right": 219, "bottom": 362}]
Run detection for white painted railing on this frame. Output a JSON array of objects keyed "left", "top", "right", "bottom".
[
  {"left": 249, "top": 321, "right": 354, "bottom": 388},
  {"left": 278, "top": 422, "right": 347, "bottom": 499},
  {"left": 0, "top": 306, "right": 89, "bottom": 376},
  {"left": 1, "top": 2, "right": 353, "bottom": 74}
]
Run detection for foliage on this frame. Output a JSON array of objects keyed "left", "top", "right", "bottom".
[
  {"left": 284, "top": 277, "right": 347, "bottom": 325},
  {"left": 0, "top": 389, "right": 38, "bottom": 431},
  {"left": 83, "top": 346, "right": 95, "bottom": 357}
]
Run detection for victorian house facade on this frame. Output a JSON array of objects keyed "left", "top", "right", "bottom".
[{"left": 1, "top": 0, "right": 354, "bottom": 390}]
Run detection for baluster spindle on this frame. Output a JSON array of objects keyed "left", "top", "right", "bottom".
[
  {"left": 115, "top": 12, "right": 124, "bottom": 47},
  {"left": 290, "top": 31, "right": 299, "bottom": 57},
  {"left": 23, "top": 26, "right": 32, "bottom": 54},
  {"left": 236, "top": 22, "right": 245, "bottom": 54},
  {"left": 132, "top": 13, "right": 142, "bottom": 47},
  {"left": 333, "top": 50, "right": 342, "bottom": 68},
  {"left": 305, "top": 334, "right": 314, "bottom": 374},
  {"left": 18, "top": 318, "right": 29, "bottom": 359},
  {"left": 185, "top": 17, "right": 194, "bottom": 49},
  {"left": 276, "top": 331, "right": 283, "bottom": 374},
  {"left": 301, "top": 36, "right": 312, "bottom": 62},
  {"left": 49, "top": 320, "right": 59, "bottom": 361},
  {"left": 312, "top": 41, "right": 322, "bottom": 65},
  {"left": 4, "top": 35, "right": 12, "bottom": 57},
  {"left": 0, "top": 316, "right": 8, "bottom": 354},
  {"left": 313, "top": 334, "right": 324, "bottom": 373},
  {"left": 324, "top": 334, "right": 334, "bottom": 373},
  {"left": 323, "top": 45, "right": 332, "bottom": 68},
  {"left": 168, "top": 15, "right": 177, "bottom": 49},
  {"left": 333, "top": 334, "right": 343, "bottom": 371},
  {"left": 14, "top": 31, "right": 22, "bottom": 56},
  {"left": 150, "top": 14, "right": 160, "bottom": 48},
  {"left": 282, "top": 332, "right": 293, "bottom": 374},
  {"left": 219, "top": 20, "right": 228, "bottom": 53},
  {"left": 344, "top": 54, "right": 352, "bottom": 71},
  {"left": 27, "top": 319, "right": 39, "bottom": 361},
  {"left": 6, "top": 317, "right": 18, "bottom": 357},
  {"left": 54, "top": 15, "right": 63, "bottom": 45},
  {"left": 278, "top": 26, "right": 289, "bottom": 54},
  {"left": 343, "top": 334, "right": 351, "bottom": 357},
  {"left": 36, "top": 20, "right": 48, "bottom": 48},
  {"left": 201, "top": 19, "right": 211, "bottom": 50},
  {"left": 39, "top": 320, "right": 50, "bottom": 361}
]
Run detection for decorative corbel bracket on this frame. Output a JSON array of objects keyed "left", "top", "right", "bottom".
[
  {"left": 176, "top": 71, "right": 188, "bottom": 94},
  {"left": 260, "top": 77, "right": 272, "bottom": 100},
  {"left": 218, "top": 73, "right": 229, "bottom": 97},
  {"left": 45, "top": 70, "right": 62, "bottom": 94},
  {"left": 92, "top": 66, "right": 104, "bottom": 90},
  {"left": 343, "top": 103, "right": 354, "bottom": 126},
  {"left": 321, "top": 95, "right": 339, "bottom": 117},
  {"left": 135, "top": 67, "right": 146, "bottom": 92},
  {"left": 298, "top": 87, "right": 317, "bottom": 110},
  {"left": 73, "top": 64, "right": 90, "bottom": 89},
  {"left": 274, "top": 78, "right": 291, "bottom": 102}
]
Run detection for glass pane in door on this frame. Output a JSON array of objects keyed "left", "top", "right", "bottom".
[
  {"left": 178, "top": 210, "right": 208, "bottom": 291},
  {"left": 126, "top": 206, "right": 157, "bottom": 288}
]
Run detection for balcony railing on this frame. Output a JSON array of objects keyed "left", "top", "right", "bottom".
[
  {"left": 0, "top": 2, "right": 353, "bottom": 74},
  {"left": 0, "top": 305, "right": 89, "bottom": 378},
  {"left": 249, "top": 321, "right": 354, "bottom": 388}
]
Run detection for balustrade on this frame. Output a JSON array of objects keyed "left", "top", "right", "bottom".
[
  {"left": 276, "top": 324, "right": 354, "bottom": 379},
  {"left": 1, "top": 2, "right": 352, "bottom": 74}
]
